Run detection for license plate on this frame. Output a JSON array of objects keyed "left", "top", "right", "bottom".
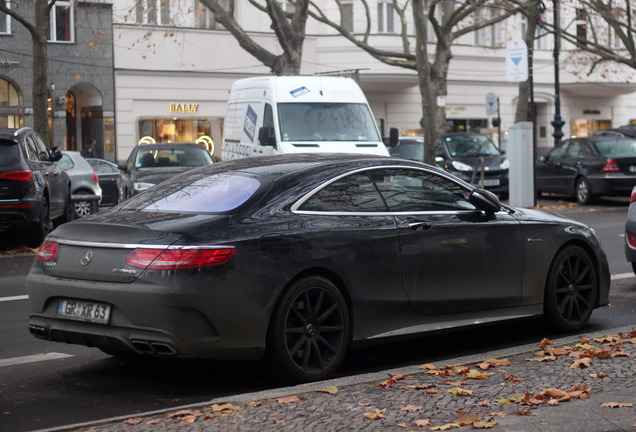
[
  {"left": 57, "top": 299, "right": 111, "bottom": 324},
  {"left": 478, "top": 179, "right": 500, "bottom": 187}
]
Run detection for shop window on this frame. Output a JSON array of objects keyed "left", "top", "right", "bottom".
[
  {"left": 0, "top": 4, "right": 10, "bottom": 35},
  {"left": 0, "top": 78, "right": 23, "bottom": 128},
  {"left": 137, "top": 0, "right": 171, "bottom": 26},
  {"left": 49, "top": 1, "right": 74, "bottom": 42},
  {"left": 195, "top": 0, "right": 231, "bottom": 29},
  {"left": 445, "top": 119, "right": 488, "bottom": 133},
  {"left": 378, "top": 1, "right": 394, "bottom": 33},
  {"left": 139, "top": 118, "right": 212, "bottom": 143}
]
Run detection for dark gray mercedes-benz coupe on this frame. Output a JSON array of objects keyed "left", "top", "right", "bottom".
[{"left": 27, "top": 153, "right": 610, "bottom": 382}]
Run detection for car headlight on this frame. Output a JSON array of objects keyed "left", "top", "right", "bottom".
[
  {"left": 500, "top": 159, "right": 510, "bottom": 170},
  {"left": 133, "top": 182, "right": 155, "bottom": 192},
  {"left": 451, "top": 161, "right": 473, "bottom": 172}
]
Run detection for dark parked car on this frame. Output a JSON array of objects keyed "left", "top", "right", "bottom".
[
  {"left": 86, "top": 158, "right": 121, "bottom": 206},
  {"left": 593, "top": 125, "right": 636, "bottom": 138},
  {"left": 58, "top": 151, "right": 102, "bottom": 217},
  {"left": 536, "top": 135, "right": 636, "bottom": 204},
  {"left": 118, "top": 143, "right": 214, "bottom": 201},
  {"left": 0, "top": 127, "right": 73, "bottom": 246},
  {"left": 435, "top": 132, "right": 509, "bottom": 199},
  {"left": 624, "top": 186, "right": 636, "bottom": 274},
  {"left": 28, "top": 154, "right": 609, "bottom": 382}
]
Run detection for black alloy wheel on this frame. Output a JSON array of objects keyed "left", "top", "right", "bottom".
[
  {"left": 544, "top": 246, "right": 598, "bottom": 332},
  {"left": 267, "top": 276, "right": 350, "bottom": 383},
  {"left": 575, "top": 177, "right": 593, "bottom": 205},
  {"left": 27, "top": 199, "right": 51, "bottom": 247}
]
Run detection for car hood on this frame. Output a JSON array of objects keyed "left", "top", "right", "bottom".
[
  {"left": 451, "top": 154, "right": 505, "bottom": 170},
  {"left": 133, "top": 167, "right": 193, "bottom": 185},
  {"left": 39, "top": 210, "right": 230, "bottom": 283}
]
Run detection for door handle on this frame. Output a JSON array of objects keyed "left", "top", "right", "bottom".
[{"left": 408, "top": 221, "right": 431, "bottom": 231}]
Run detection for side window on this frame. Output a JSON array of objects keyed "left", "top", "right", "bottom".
[
  {"left": 547, "top": 141, "right": 570, "bottom": 160},
  {"left": 565, "top": 141, "right": 584, "bottom": 158},
  {"left": 298, "top": 172, "right": 387, "bottom": 212},
  {"left": 371, "top": 168, "right": 476, "bottom": 212},
  {"left": 24, "top": 136, "right": 40, "bottom": 161},
  {"left": 57, "top": 154, "right": 74, "bottom": 171}
]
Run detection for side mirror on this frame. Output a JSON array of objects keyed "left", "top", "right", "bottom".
[
  {"left": 538, "top": 155, "right": 547, "bottom": 163},
  {"left": 117, "top": 162, "right": 128, "bottom": 173},
  {"left": 469, "top": 188, "right": 501, "bottom": 215},
  {"left": 49, "top": 147, "right": 63, "bottom": 162},
  {"left": 258, "top": 127, "right": 275, "bottom": 147},
  {"left": 435, "top": 156, "right": 444, "bottom": 164},
  {"left": 388, "top": 128, "right": 399, "bottom": 147}
]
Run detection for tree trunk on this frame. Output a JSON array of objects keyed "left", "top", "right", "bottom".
[
  {"left": 33, "top": 0, "right": 50, "bottom": 147},
  {"left": 412, "top": 0, "right": 437, "bottom": 165},
  {"left": 515, "top": 3, "right": 538, "bottom": 123}
]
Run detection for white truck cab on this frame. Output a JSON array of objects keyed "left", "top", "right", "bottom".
[{"left": 221, "top": 76, "right": 390, "bottom": 160}]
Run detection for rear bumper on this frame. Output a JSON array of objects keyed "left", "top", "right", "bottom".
[
  {"left": 589, "top": 175, "right": 636, "bottom": 197},
  {"left": 0, "top": 201, "right": 40, "bottom": 231}
]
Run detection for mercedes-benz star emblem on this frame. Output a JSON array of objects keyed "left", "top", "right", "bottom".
[{"left": 80, "top": 250, "right": 94, "bottom": 266}]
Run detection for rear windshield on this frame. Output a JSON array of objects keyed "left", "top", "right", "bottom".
[
  {"left": 0, "top": 139, "right": 20, "bottom": 166},
  {"left": 119, "top": 172, "right": 262, "bottom": 213},
  {"left": 594, "top": 139, "right": 636, "bottom": 156}
]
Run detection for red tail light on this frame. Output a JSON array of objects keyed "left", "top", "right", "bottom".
[
  {"left": 125, "top": 247, "right": 236, "bottom": 270},
  {"left": 601, "top": 159, "right": 620, "bottom": 173},
  {"left": 0, "top": 170, "right": 33, "bottom": 182},
  {"left": 36, "top": 241, "right": 59, "bottom": 261},
  {"left": 627, "top": 232, "right": 636, "bottom": 248},
  {"left": 631, "top": 186, "right": 636, "bottom": 203},
  {"left": 93, "top": 170, "right": 99, "bottom": 182}
]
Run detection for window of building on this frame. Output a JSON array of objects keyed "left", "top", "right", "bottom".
[
  {"left": 49, "top": 1, "right": 74, "bottom": 42},
  {"left": 139, "top": 118, "right": 212, "bottom": 143},
  {"left": 0, "top": 3, "right": 10, "bottom": 35},
  {"left": 0, "top": 78, "right": 23, "bottom": 128},
  {"left": 136, "top": 0, "right": 171, "bottom": 26},
  {"left": 445, "top": 119, "right": 488, "bottom": 133},
  {"left": 341, "top": 1, "right": 353, "bottom": 32},
  {"left": 576, "top": 8, "right": 587, "bottom": 46},
  {"left": 195, "top": 0, "right": 233, "bottom": 29},
  {"left": 378, "top": 1, "right": 394, "bottom": 33}
]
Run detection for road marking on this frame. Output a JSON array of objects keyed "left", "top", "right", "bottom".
[
  {"left": 0, "top": 294, "right": 28, "bottom": 302},
  {"left": 611, "top": 272, "right": 634, "bottom": 281},
  {"left": 0, "top": 352, "right": 73, "bottom": 368}
]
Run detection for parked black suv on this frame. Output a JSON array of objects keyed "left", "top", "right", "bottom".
[{"left": 0, "top": 128, "right": 73, "bottom": 246}]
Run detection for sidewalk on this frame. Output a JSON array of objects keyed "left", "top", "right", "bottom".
[{"left": 40, "top": 326, "right": 636, "bottom": 432}]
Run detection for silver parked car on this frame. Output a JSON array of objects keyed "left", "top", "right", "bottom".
[{"left": 58, "top": 151, "right": 102, "bottom": 217}]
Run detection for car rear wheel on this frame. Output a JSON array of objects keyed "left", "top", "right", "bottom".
[
  {"left": 74, "top": 197, "right": 97, "bottom": 218},
  {"left": 544, "top": 245, "right": 597, "bottom": 332},
  {"left": 631, "top": 262, "right": 636, "bottom": 276},
  {"left": 575, "top": 177, "right": 593, "bottom": 205},
  {"left": 27, "top": 199, "right": 51, "bottom": 247},
  {"left": 267, "top": 276, "right": 350, "bottom": 383}
]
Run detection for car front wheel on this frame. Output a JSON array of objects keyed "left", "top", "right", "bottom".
[
  {"left": 544, "top": 245, "right": 597, "bottom": 332},
  {"left": 74, "top": 198, "right": 97, "bottom": 218},
  {"left": 267, "top": 276, "right": 350, "bottom": 383}
]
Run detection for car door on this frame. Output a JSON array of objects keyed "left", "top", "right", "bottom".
[
  {"left": 90, "top": 160, "right": 119, "bottom": 205},
  {"left": 26, "top": 133, "right": 66, "bottom": 217},
  {"left": 536, "top": 140, "right": 574, "bottom": 193},
  {"left": 370, "top": 167, "right": 524, "bottom": 315}
]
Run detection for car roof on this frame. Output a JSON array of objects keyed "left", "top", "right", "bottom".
[
  {"left": 0, "top": 127, "right": 33, "bottom": 140},
  {"left": 134, "top": 143, "right": 207, "bottom": 151}
]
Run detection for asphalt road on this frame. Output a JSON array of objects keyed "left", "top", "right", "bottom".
[{"left": 1, "top": 196, "right": 634, "bottom": 432}]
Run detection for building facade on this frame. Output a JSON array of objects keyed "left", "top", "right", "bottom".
[{"left": 0, "top": 1, "right": 115, "bottom": 159}]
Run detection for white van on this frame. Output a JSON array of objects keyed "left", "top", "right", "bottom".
[{"left": 221, "top": 76, "right": 390, "bottom": 160}]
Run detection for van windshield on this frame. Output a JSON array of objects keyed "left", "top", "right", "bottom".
[{"left": 278, "top": 103, "right": 381, "bottom": 142}]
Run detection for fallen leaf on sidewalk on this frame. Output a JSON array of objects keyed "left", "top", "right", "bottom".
[
  {"left": 315, "top": 386, "right": 339, "bottom": 394},
  {"left": 210, "top": 403, "right": 241, "bottom": 413},
  {"left": 431, "top": 422, "right": 461, "bottom": 430},
  {"left": 400, "top": 404, "right": 422, "bottom": 412},
  {"left": 589, "top": 371, "right": 607, "bottom": 378},
  {"left": 458, "top": 412, "right": 484, "bottom": 425},
  {"left": 489, "top": 412, "right": 506, "bottom": 417},
  {"left": 448, "top": 387, "right": 473, "bottom": 396},
  {"left": 404, "top": 384, "right": 437, "bottom": 390},
  {"left": 477, "top": 358, "right": 510, "bottom": 370},
  {"left": 570, "top": 358, "right": 593, "bottom": 368},
  {"left": 516, "top": 410, "right": 533, "bottom": 416},
  {"left": 397, "top": 422, "right": 408, "bottom": 428},
  {"left": 418, "top": 363, "right": 437, "bottom": 370},
  {"left": 464, "top": 369, "right": 494, "bottom": 380},
  {"left": 473, "top": 419, "right": 498, "bottom": 429},
  {"left": 276, "top": 396, "right": 300, "bottom": 404},
  {"left": 601, "top": 402, "right": 634, "bottom": 408},
  {"left": 415, "top": 418, "right": 432, "bottom": 426},
  {"left": 364, "top": 408, "right": 387, "bottom": 420},
  {"left": 503, "top": 375, "right": 525, "bottom": 383},
  {"left": 124, "top": 418, "right": 143, "bottom": 425}
]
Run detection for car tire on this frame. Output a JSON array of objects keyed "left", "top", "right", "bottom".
[
  {"left": 575, "top": 177, "right": 593, "bottom": 205},
  {"left": 27, "top": 199, "right": 51, "bottom": 248},
  {"left": 74, "top": 197, "right": 97, "bottom": 218},
  {"left": 54, "top": 190, "right": 75, "bottom": 227},
  {"left": 631, "top": 262, "right": 636, "bottom": 276},
  {"left": 266, "top": 276, "right": 350, "bottom": 383},
  {"left": 544, "top": 245, "right": 597, "bottom": 332}
]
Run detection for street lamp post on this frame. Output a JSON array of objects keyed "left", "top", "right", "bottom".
[{"left": 552, "top": 0, "right": 565, "bottom": 147}]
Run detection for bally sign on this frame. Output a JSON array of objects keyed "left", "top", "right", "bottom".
[{"left": 169, "top": 103, "right": 199, "bottom": 113}]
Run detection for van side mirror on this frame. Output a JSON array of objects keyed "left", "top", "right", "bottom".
[
  {"left": 388, "top": 128, "right": 399, "bottom": 147},
  {"left": 258, "top": 127, "right": 275, "bottom": 147}
]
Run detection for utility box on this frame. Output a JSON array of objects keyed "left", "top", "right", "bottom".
[{"left": 508, "top": 122, "right": 535, "bottom": 208}]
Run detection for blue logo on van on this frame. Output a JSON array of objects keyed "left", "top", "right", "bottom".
[
  {"left": 243, "top": 105, "right": 257, "bottom": 142},
  {"left": 290, "top": 86, "right": 310, "bottom": 98}
]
